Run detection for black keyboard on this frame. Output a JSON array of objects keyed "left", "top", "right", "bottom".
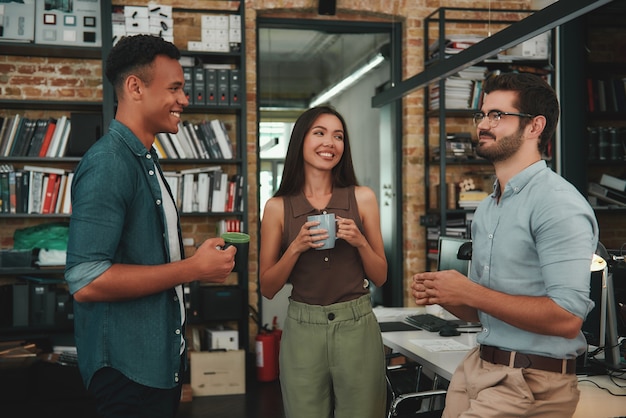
[{"left": 405, "top": 314, "right": 451, "bottom": 332}]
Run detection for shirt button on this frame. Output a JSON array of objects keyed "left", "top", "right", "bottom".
[
  {"left": 175, "top": 329, "right": 181, "bottom": 335},
  {"left": 324, "top": 256, "right": 329, "bottom": 262},
  {"left": 149, "top": 169, "right": 154, "bottom": 176},
  {"left": 328, "top": 313, "right": 335, "bottom": 321},
  {"left": 175, "top": 375, "right": 179, "bottom": 382},
  {"left": 488, "top": 234, "right": 493, "bottom": 239},
  {"left": 484, "top": 266, "right": 489, "bottom": 271},
  {"left": 146, "top": 154, "right": 152, "bottom": 159},
  {"left": 156, "top": 199, "right": 162, "bottom": 205}
]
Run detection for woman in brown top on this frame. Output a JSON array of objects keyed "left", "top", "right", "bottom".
[{"left": 260, "top": 106, "right": 388, "bottom": 418}]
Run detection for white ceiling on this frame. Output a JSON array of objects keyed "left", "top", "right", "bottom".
[{"left": 258, "top": 27, "right": 390, "bottom": 109}]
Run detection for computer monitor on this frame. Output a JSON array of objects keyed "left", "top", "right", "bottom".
[
  {"left": 437, "top": 236, "right": 471, "bottom": 275},
  {"left": 581, "top": 255, "right": 624, "bottom": 371}
]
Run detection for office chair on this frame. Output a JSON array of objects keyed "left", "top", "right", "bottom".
[{"left": 385, "top": 353, "right": 447, "bottom": 418}]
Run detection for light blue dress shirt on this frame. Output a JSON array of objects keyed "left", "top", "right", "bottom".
[
  {"left": 65, "top": 120, "right": 185, "bottom": 389},
  {"left": 471, "top": 160, "right": 598, "bottom": 359}
]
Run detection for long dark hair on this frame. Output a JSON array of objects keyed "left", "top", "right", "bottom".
[{"left": 274, "top": 106, "right": 359, "bottom": 197}]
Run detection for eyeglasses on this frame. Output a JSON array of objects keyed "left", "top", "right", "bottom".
[{"left": 473, "top": 110, "right": 535, "bottom": 127}]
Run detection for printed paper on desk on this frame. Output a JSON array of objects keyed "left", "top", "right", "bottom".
[{"left": 409, "top": 339, "right": 472, "bottom": 352}]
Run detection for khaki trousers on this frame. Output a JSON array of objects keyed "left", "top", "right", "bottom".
[{"left": 443, "top": 347, "right": 580, "bottom": 418}]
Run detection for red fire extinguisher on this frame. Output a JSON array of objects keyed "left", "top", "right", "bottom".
[{"left": 256, "top": 328, "right": 278, "bottom": 382}]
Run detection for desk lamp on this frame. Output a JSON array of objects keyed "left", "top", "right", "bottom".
[{"left": 589, "top": 243, "right": 623, "bottom": 370}]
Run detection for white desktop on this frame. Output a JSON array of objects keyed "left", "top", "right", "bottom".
[{"left": 374, "top": 306, "right": 626, "bottom": 417}]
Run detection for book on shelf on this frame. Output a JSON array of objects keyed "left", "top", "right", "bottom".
[
  {"left": 211, "top": 170, "right": 228, "bottom": 212},
  {"left": 55, "top": 120, "right": 72, "bottom": 157},
  {"left": 21, "top": 165, "right": 67, "bottom": 214},
  {"left": 45, "top": 115, "right": 67, "bottom": 157},
  {"left": 210, "top": 119, "right": 234, "bottom": 159},
  {"left": 156, "top": 133, "right": 179, "bottom": 159},
  {"left": 183, "top": 121, "right": 210, "bottom": 159},
  {"left": 178, "top": 166, "right": 222, "bottom": 175},
  {"left": 0, "top": 167, "right": 9, "bottom": 213},
  {"left": 42, "top": 172, "right": 62, "bottom": 214},
  {"left": 198, "top": 121, "right": 224, "bottom": 159},
  {"left": 60, "top": 172, "right": 74, "bottom": 214},
  {"left": 175, "top": 122, "right": 199, "bottom": 159},
  {"left": 216, "top": 219, "right": 244, "bottom": 236},
  {"left": 10, "top": 118, "right": 37, "bottom": 156},
  {"left": 177, "top": 166, "right": 223, "bottom": 213},
  {"left": 38, "top": 118, "right": 58, "bottom": 157},
  {"left": 181, "top": 172, "right": 196, "bottom": 213},
  {"left": 588, "top": 182, "right": 626, "bottom": 207},
  {"left": 0, "top": 115, "right": 21, "bottom": 157},
  {"left": 196, "top": 172, "right": 212, "bottom": 213},
  {"left": 26, "top": 118, "right": 53, "bottom": 157},
  {"left": 217, "top": 69, "right": 229, "bottom": 106},
  {"left": 152, "top": 136, "right": 167, "bottom": 159},
  {"left": 167, "top": 130, "right": 188, "bottom": 159},
  {"left": 599, "top": 173, "right": 626, "bottom": 192},
  {"left": 458, "top": 190, "right": 489, "bottom": 209}
]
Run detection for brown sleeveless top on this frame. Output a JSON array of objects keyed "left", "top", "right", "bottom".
[{"left": 282, "top": 186, "right": 369, "bottom": 305}]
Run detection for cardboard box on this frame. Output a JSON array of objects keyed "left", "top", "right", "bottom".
[
  {"left": 0, "top": 0, "right": 35, "bottom": 42},
  {"left": 206, "top": 328, "right": 239, "bottom": 350},
  {"left": 34, "top": 0, "right": 102, "bottom": 47},
  {"left": 505, "top": 32, "right": 550, "bottom": 59},
  {"left": 190, "top": 350, "right": 245, "bottom": 396}
]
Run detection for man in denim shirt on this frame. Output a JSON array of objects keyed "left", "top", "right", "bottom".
[
  {"left": 412, "top": 73, "right": 598, "bottom": 417},
  {"left": 65, "top": 35, "right": 236, "bottom": 418}
]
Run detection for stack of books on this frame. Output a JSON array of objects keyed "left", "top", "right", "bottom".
[
  {"left": 163, "top": 166, "right": 244, "bottom": 214},
  {"left": 154, "top": 119, "right": 234, "bottom": 160},
  {"left": 428, "top": 34, "right": 485, "bottom": 61},
  {"left": 0, "top": 165, "right": 73, "bottom": 215},
  {"left": 0, "top": 115, "right": 72, "bottom": 158},
  {"left": 458, "top": 190, "right": 489, "bottom": 210}
]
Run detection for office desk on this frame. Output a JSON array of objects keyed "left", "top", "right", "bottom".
[{"left": 376, "top": 307, "right": 626, "bottom": 417}]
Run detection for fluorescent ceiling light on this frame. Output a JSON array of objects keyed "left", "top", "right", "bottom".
[{"left": 309, "top": 53, "right": 385, "bottom": 107}]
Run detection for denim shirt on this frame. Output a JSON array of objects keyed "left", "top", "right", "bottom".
[
  {"left": 65, "top": 120, "right": 185, "bottom": 389},
  {"left": 471, "top": 160, "right": 598, "bottom": 359}
]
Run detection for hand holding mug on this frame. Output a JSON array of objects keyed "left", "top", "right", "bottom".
[{"left": 306, "top": 213, "right": 336, "bottom": 250}]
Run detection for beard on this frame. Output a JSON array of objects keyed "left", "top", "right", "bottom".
[{"left": 475, "top": 126, "right": 524, "bottom": 163}]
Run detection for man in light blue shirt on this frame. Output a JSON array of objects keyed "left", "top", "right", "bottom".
[{"left": 412, "top": 73, "right": 598, "bottom": 417}]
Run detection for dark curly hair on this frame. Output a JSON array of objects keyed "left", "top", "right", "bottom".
[
  {"left": 275, "top": 106, "right": 359, "bottom": 197},
  {"left": 105, "top": 34, "right": 181, "bottom": 94}
]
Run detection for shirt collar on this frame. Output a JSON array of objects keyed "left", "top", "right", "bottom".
[
  {"left": 493, "top": 160, "right": 547, "bottom": 199},
  {"left": 289, "top": 186, "right": 351, "bottom": 217},
  {"left": 109, "top": 119, "right": 156, "bottom": 158}
]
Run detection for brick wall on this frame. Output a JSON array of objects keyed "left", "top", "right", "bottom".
[{"left": 1, "top": 1, "right": 544, "bottom": 314}]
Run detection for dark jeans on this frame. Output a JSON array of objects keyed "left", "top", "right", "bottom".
[{"left": 89, "top": 367, "right": 182, "bottom": 418}]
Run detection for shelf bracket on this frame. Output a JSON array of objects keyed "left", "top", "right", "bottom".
[{"left": 371, "top": 0, "right": 613, "bottom": 108}]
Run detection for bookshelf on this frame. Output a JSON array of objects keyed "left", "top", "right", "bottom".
[
  {"left": 560, "top": 0, "right": 626, "bottom": 250},
  {"left": 0, "top": 1, "right": 250, "bottom": 354},
  {"left": 421, "top": 7, "right": 554, "bottom": 268}
]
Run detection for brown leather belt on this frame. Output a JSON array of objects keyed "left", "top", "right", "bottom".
[{"left": 480, "top": 345, "right": 576, "bottom": 374}]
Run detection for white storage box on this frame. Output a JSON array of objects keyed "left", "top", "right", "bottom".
[{"left": 190, "top": 350, "right": 245, "bottom": 396}]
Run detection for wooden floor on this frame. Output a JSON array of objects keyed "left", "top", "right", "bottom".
[{"left": 177, "top": 376, "right": 285, "bottom": 418}]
